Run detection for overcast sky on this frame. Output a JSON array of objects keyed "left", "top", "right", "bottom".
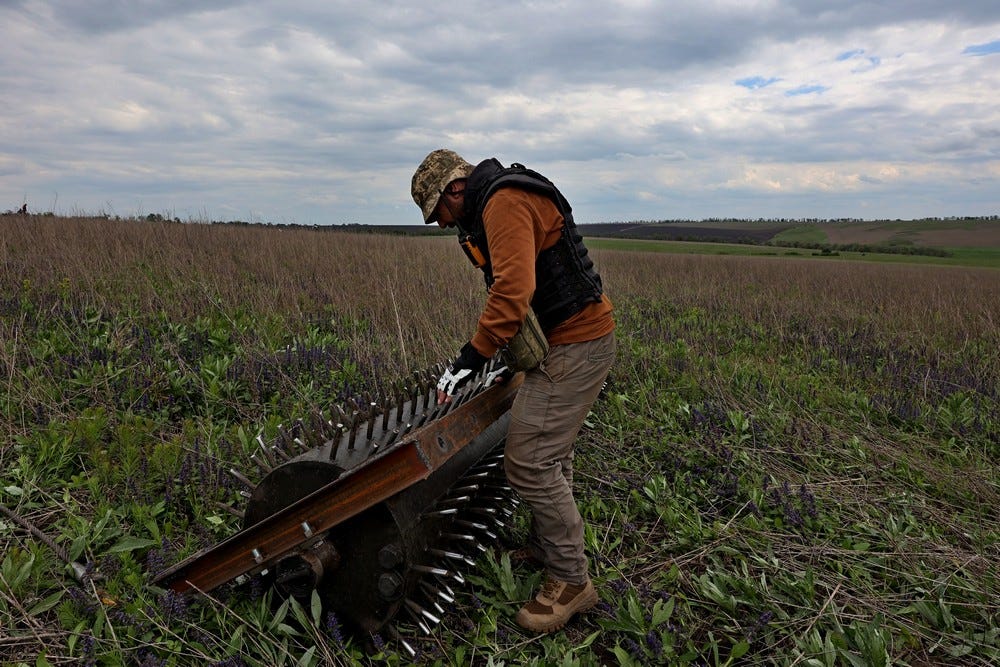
[{"left": 2, "top": 1, "right": 998, "bottom": 224}]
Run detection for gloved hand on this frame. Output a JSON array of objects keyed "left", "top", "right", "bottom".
[
  {"left": 484, "top": 364, "right": 514, "bottom": 386},
  {"left": 437, "top": 342, "right": 489, "bottom": 403}
]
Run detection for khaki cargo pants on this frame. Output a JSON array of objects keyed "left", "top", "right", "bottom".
[{"left": 503, "top": 331, "right": 616, "bottom": 585}]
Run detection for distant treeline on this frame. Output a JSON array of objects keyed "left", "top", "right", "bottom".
[
  {"left": 3, "top": 211, "right": 993, "bottom": 259},
  {"left": 770, "top": 240, "right": 952, "bottom": 257},
  {"left": 594, "top": 215, "right": 1000, "bottom": 225}
]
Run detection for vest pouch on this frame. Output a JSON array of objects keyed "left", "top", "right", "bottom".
[{"left": 501, "top": 308, "right": 549, "bottom": 372}]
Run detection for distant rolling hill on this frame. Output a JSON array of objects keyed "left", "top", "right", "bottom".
[{"left": 318, "top": 217, "right": 1000, "bottom": 251}]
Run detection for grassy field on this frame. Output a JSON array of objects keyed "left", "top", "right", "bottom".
[
  {"left": 1, "top": 215, "right": 998, "bottom": 666},
  {"left": 586, "top": 237, "right": 1000, "bottom": 269}
]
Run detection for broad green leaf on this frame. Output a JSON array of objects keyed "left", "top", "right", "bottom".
[
  {"left": 67, "top": 621, "right": 87, "bottom": 653},
  {"left": 277, "top": 622, "right": 302, "bottom": 637},
  {"left": 14, "top": 552, "right": 36, "bottom": 588},
  {"left": 310, "top": 590, "right": 322, "bottom": 627},
  {"left": 289, "top": 596, "right": 309, "bottom": 628},
  {"left": 612, "top": 645, "right": 638, "bottom": 667},
  {"left": 69, "top": 535, "right": 87, "bottom": 561},
  {"left": 227, "top": 625, "right": 244, "bottom": 654},
  {"left": 268, "top": 597, "right": 290, "bottom": 631},
  {"left": 730, "top": 640, "right": 750, "bottom": 660},
  {"left": 107, "top": 536, "right": 157, "bottom": 553},
  {"left": 575, "top": 630, "right": 601, "bottom": 650},
  {"left": 28, "top": 590, "right": 64, "bottom": 616},
  {"left": 295, "top": 646, "right": 316, "bottom": 667}
]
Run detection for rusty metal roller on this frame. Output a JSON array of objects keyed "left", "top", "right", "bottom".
[{"left": 155, "top": 359, "right": 521, "bottom": 642}]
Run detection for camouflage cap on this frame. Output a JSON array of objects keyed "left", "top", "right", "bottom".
[{"left": 411, "top": 149, "right": 474, "bottom": 223}]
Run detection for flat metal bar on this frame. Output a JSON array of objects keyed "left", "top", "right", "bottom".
[{"left": 154, "top": 443, "right": 429, "bottom": 595}]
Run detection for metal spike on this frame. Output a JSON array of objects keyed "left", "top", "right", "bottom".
[
  {"left": 312, "top": 417, "right": 328, "bottom": 440},
  {"left": 454, "top": 519, "right": 489, "bottom": 531},
  {"left": 405, "top": 598, "right": 441, "bottom": 626},
  {"left": 411, "top": 564, "right": 450, "bottom": 577},
  {"left": 395, "top": 386, "right": 406, "bottom": 422},
  {"left": 380, "top": 389, "right": 391, "bottom": 431},
  {"left": 473, "top": 495, "right": 509, "bottom": 503},
  {"left": 330, "top": 403, "right": 347, "bottom": 426},
  {"left": 406, "top": 611, "right": 431, "bottom": 635},
  {"left": 249, "top": 454, "right": 272, "bottom": 475},
  {"left": 446, "top": 484, "right": 481, "bottom": 495},
  {"left": 441, "top": 532, "right": 479, "bottom": 544},
  {"left": 428, "top": 549, "right": 476, "bottom": 567},
  {"left": 275, "top": 423, "right": 292, "bottom": 450},
  {"left": 425, "top": 402, "right": 444, "bottom": 422},
  {"left": 271, "top": 446, "right": 291, "bottom": 462},
  {"left": 423, "top": 508, "right": 459, "bottom": 517},
  {"left": 420, "top": 580, "right": 456, "bottom": 604},
  {"left": 348, "top": 412, "right": 360, "bottom": 450},
  {"left": 212, "top": 500, "right": 244, "bottom": 519},
  {"left": 426, "top": 594, "right": 447, "bottom": 617},
  {"left": 420, "top": 372, "right": 431, "bottom": 412},
  {"left": 412, "top": 564, "right": 464, "bottom": 584},
  {"left": 466, "top": 507, "right": 504, "bottom": 525},
  {"left": 388, "top": 625, "right": 417, "bottom": 658},
  {"left": 365, "top": 411, "right": 376, "bottom": 442},
  {"left": 256, "top": 434, "right": 277, "bottom": 467},
  {"left": 436, "top": 496, "right": 472, "bottom": 507},
  {"left": 481, "top": 479, "right": 512, "bottom": 490},
  {"left": 228, "top": 468, "right": 255, "bottom": 489},
  {"left": 294, "top": 419, "right": 312, "bottom": 447},
  {"left": 409, "top": 382, "right": 419, "bottom": 417},
  {"left": 377, "top": 428, "right": 399, "bottom": 451}
]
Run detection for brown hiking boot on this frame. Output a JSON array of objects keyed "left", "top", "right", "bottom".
[{"left": 514, "top": 576, "right": 599, "bottom": 633}]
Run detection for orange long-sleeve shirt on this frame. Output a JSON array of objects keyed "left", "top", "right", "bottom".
[{"left": 469, "top": 187, "right": 614, "bottom": 358}]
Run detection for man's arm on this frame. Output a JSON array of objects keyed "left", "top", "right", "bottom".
[{"left": 470, "top": 189, "right": 550, "bottom": 357}]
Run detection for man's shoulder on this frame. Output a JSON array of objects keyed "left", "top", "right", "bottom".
[{"left": 487, "top": 185, "right": 554, "bottom": 208}]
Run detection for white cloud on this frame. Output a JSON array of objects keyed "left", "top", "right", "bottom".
[{"left": 0, "top": 1, "right": 997, "bottom": 221}]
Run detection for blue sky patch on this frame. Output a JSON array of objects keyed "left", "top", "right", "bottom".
[
  {"left": 736, "top": 76, "right": 780, "bottom": 89},
  {"left": 786, "top": 84, "right": 830, "bottom": 96},
  {"left": 963, "top": 39, "right": 1000, "bottom": 56},
  {"left": 836, "top": 48, "right": 865, "bottom": 61},
  {"left": 852, "top": 55, "right": 881, "bottom": 73}
]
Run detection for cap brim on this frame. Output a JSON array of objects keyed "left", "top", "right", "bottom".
[
  {"left": 422, "top": 164, "right": 472, "bottom": 223},
  {"left": 422, "top": 192, "right": 441, "bottom": 224}
]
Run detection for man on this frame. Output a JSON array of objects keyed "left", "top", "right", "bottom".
[{"left": 410, "top": 149, "right": 616, "bottom": 633}]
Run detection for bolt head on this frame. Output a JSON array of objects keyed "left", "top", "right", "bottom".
[
  {"left": 377, "top": 572, "right": 403, "bottom": 600},
  {"left": 378, "top": 544, "right": 404, "bottom": 569}
]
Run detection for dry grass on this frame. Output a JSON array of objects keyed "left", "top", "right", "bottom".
[{"left": 5, "top": 214, "right": 998, "bottom": 365}]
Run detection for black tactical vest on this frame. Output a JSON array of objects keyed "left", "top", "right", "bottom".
[{"left": 459, "top": 159, "right": 604, "bottom": 332}]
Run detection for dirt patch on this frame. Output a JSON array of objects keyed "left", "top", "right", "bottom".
[
  {"left": 824, "top": 222, "right": 1000, "bottom": 249},
  {"left": 915, "top": 228, "right": 1000, "bottom": 248}
]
